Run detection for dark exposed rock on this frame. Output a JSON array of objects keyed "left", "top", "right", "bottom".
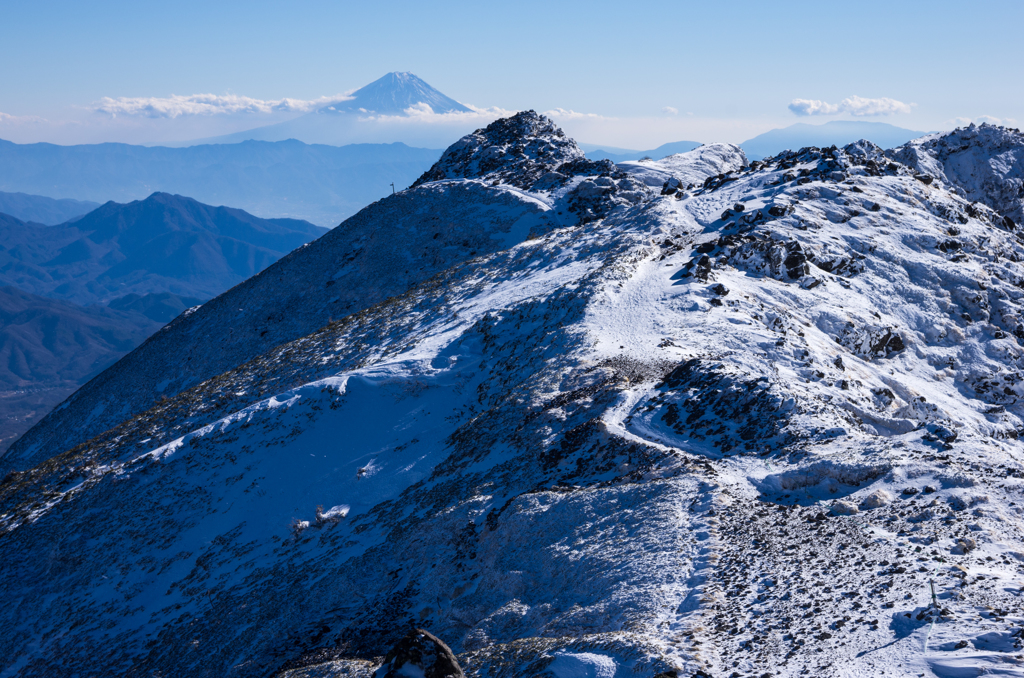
[
  {"left": 412, "top": 111, "right": 583, "bottom": 189},
  {"left": 723, "top": 235, "right": 810, "bottom": 281},
  {"left": 835, "top": 325, "right": 905, "bottom": 359},
  {"left": 650, "top": 359, "right": 799, "bottom": 455},
  {"left": 374, "top": 629, "right": 464, "bottom": 678}
]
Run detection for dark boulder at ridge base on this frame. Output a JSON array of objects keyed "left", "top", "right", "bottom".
[
  {"left": 374, "top": 629, "right": 464, "bottom": 678},
  {"left": 0, "top": 192, "right": 325, "bottom": 306}
]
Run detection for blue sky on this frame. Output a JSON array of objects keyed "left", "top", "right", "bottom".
[{"left": 1, "top": 0, "right": 1020, "bottom": 147}]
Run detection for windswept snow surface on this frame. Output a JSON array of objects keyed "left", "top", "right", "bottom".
[
  {"left": 618, "top": 143, "right": 748, "bottom": 190},
  {"left": 2, "top": 114, "right": 1024, "bottom": 678}
]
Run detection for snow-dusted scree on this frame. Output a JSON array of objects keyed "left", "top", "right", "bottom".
[{"left": 1, "top": 117, "right": 1023, "bottom": 678}]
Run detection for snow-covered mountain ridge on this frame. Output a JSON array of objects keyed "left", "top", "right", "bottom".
[
  {"left": 1, "top": 115, "right": 1023, "bottom": 678},
  {"left": 1, "top": 112, "right": 649, "bottom": 473}
]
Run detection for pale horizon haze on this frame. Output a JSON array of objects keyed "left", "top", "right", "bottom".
[{"left": 1, "top": 0, "right": 1020, "bottom": 149}]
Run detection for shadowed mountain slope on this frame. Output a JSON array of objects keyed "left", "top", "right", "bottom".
[
  {"left": 0, "top": 286, "right": 159, "bottom": 451},
  {"left": 0, "top": 192, "right": 325, "bottom": 306},
  {"left": 4, "top": 111, "right": 653, "bottom": 470}
]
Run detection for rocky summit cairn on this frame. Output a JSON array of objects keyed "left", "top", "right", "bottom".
[
  {"left": 411, "top": 110, "right": 584, "bottom": 189},
  {"left": 373, "top": 628, "right": 464, "bottom": 678}
]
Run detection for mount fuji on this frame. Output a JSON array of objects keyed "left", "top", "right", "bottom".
[
  {"left": 203, "top": 73, "right": 482, "bottom": 147},
  {"left": 2, "top": 115, "right": 1024, "bottom": 678}
]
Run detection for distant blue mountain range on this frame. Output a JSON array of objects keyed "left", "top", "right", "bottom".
[
  {"left": 0, "top": 191, "right": 100, "bottom": 225},
  {"left": 582, "top": 121, "right": 927, "bottom": 166},
  {"left": 0, "top": 192, "right": 326, "bottom": 451},
  {"left": 739, "top": 121, "right": 926, "bottom": 160},
  {"left": 0, "top": 192, "right": 324, "bottom": 305},
  {"left": 581, "top": 140, "right": 702, "bottom": 163},
  {"left": 0, "top": 138, "right": 442, "bottom": 227}
]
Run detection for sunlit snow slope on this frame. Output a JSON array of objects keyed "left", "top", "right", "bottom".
[{"left": 1, "top": 116, "right": 1023, "bottom": 678}]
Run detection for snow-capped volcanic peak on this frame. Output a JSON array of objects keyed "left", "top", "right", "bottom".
[
  {"left": 319, "top": 71, "right": 472, "bottom": 116},
  {"left": 888, "top": 122, "right": 1024, "bottom": 227}
]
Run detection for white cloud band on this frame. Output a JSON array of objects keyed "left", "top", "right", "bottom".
[
  {"left": 789, "top": 96, "right": 913, "bottom": 117},
  {"left": 93, "top": 93, "right": 353, "bottom": 118}
]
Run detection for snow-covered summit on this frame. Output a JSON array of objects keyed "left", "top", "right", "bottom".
[
  {"left": 618, "top": 142, "right": 747, "bottom": 189},
  {"left": 413, "top": 110, "right": 591, "bottom": 188},
  {"left": 412, "top": 110, "right": 651, "bottom": 222},
  {"left": 887, "top": 123, "right": 1024, "bottom": 226},
  {"left": 2, "top": 119, "right": 1024, "bottom": 678}
]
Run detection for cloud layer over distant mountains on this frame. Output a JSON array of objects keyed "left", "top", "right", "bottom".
[
  {"left": 788, "top": 96, "right": 913, "bottom": 117},
  {"left": 94, "top": 93, "right": 354, "bottom": 118}
]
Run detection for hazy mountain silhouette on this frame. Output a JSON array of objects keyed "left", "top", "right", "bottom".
[
  {"left": 0, "top": 192, "right": 325, "bottom": 305},
  {"left": 0, "top": 138, "right": 442, "bottom": 226},
  {"left": 0, "top": 191, "right": 100, "bottom": 225},
  {"left": 582, "top": 140, "right": 702, "bottom": 163},
  {"left": 740, "top": 120, "right": 925, "bottom": 159},
  {"left": 0, "top": 193, "right": 323, "bottom": 451}
]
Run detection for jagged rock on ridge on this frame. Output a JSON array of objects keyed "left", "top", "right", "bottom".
[{"left": 374, "top": 629, "right": 464, "bottom": 678}]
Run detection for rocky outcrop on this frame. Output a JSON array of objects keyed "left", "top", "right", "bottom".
[
  {"left": 411, "top": 111, "right": 586, "bottom": 189},
  {"left": 887, "top": 123, "right": 1024, "bottom": 226},
  {"left": 374, "top": 629, "right": 464, "bottom": 678}
]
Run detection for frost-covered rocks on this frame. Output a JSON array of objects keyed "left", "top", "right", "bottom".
[
  {"left": 859, "top": 488, "right": 893, "bottom": 509},
  {"left": 3, "top": 117, "right": 1024, "bottom": 678},
  {"left": 829, "top": 500, "right": 859, "bottom": 516},
  {"left": 887, "top": 122, "right": 1024, "bottom": 227},
  {"left": 414, "top": 110, "right": 651, "bottom": 224},
  {"left": 374, "top": 629, "right": 464, "bottom": 678},
  {"left": 412, "top": 111, "right": 584, "bottom": 188}
]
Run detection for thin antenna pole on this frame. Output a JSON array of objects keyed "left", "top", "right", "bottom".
[{"left": 390, "top": 182, "right": 395, "bottom": 195}]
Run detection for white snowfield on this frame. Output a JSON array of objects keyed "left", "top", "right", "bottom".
[
  {"left": 618, "top": 143, "right": 747, "bottom": 190},
  {"left": 1, "top": 116, "right": 1023, "bottom": 678}
]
